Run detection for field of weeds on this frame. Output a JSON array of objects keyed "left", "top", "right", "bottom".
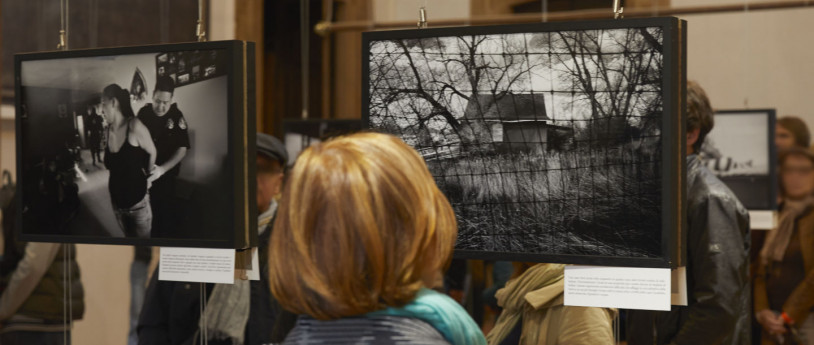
[{"left": 429, "top": 146, "right": 662, "bottom": 258}]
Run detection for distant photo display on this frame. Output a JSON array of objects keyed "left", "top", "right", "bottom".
[{"left": 702, "top": 110, "right": 777, "bottom": 210}]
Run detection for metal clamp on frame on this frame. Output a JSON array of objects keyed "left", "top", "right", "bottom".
[
  {"left": 418, "top": 7, "right": 428, "bottom": 28},
  {"left": 613, "top": 0, "right": 625, "bottom": 19}
]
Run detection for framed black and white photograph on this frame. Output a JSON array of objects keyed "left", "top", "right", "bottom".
[
  {"left": 283, "top": 119, "right": 364, "bottom": 167},
  {"left": 363, "top": 17, "right": 686, "bottom": 268},
  {"left": 702, "top": 109, "right": 777, "bottom": 211},
  {"left": 15, "top": 40, "right": 257, "bottom": 249}
]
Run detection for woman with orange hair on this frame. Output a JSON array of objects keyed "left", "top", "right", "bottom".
[{"left": 268, "top": 132, "right": 485, "bottom": 345}]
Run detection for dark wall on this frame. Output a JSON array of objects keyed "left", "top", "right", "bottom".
[
  {"left": 19, "top": 86, "right": 76, "bottom": 160},
  {"left": 264, "top": 0, "right": 323, "bottom": 136},
  {"left": 1, "top": 0, "right": 199, "bottom": 100}
]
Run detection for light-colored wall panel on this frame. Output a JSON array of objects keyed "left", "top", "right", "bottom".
[
  {"left": 675, "top": 5, "right": 814, "bottom": 123},
  {"left": 374, "top": 0, "right": 470, "bottom": 21},
  {"left": 72, "top": 244, "right": 132, "bottom": 345}
]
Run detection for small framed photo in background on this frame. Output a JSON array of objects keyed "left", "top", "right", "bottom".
[{"left": 702, "top": 109, "right": 778, "bottom": 211}]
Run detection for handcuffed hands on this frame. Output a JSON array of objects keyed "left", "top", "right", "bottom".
[{"left": 148, "top": 165, "right": 166, "bottom": 183}]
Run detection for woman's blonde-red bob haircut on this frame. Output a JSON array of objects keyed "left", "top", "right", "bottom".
[{"left": 268, "top": 132, "right": 458, "bottom": 320}]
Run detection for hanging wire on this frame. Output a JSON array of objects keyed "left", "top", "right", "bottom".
[
  {"left": 204, "top": 284, "right": 209, "bottom": 345},
  {"left": 196, "top": 0, "right": 207, "bottom": 42},
  {"left": 367, "top": 0, "right": 374, "bottom": 30},
  {"left": 541, "top": 0, "right": 549, "bottom": 22},
  {"left": 160, "top": 0, "right": 170, "bottom": 43},
  {"left": 66, "top": 0, "right": 70, "bottom": 49},
  {"left": 613, "top": 0, "right": 625, "bottom": 19},
  {"left": 301, "top": 0, "right": 311, "bottom": 119},
  {"left": 199, "top": 283, "right": 210, "bottom": 345},
  {"left": 742, "top": 0, "right": 750, "bottom": 108},
  {"left": 199, "top": 284, "right": 204, "bottom": 345},
  {"left": 57, "top": 0, "right": 68, "bottom": 50},
  {"left": 63, "top": 246, "right": 68, "bottom": 345},
  {"left": 326, "top": 0, "right": 335, "bottom": 24},
  {"left": 417, "top": 0, "right": 428, "bottom": 28},
  {"left": 68, "top": 245, "right": 74, "bottom": 338}
]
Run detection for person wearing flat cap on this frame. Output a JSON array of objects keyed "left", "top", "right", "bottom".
[{"left": 137, "top": 133, "right": 289, "bottom": 345}]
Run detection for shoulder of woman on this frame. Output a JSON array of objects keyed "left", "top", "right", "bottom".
[
  {"left": 129, "top": 118, "right": 152, "bottom": 139},
  {"left": 128, "top": 117, "right": 147, "bottom": 131}
]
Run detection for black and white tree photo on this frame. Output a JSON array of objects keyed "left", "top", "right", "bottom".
[{"left": 367, "top": 23, "right": 673, "bottom": 260}]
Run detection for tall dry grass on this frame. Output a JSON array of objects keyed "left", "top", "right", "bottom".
[{"left": 430, "top": 145, "right": 662, "bottom": 258}]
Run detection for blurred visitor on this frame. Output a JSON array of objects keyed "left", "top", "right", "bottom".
[
  {"left": 85, "top": 105, "right": 105, "bottom": 166},
  {"left": 486, "top": 263, "right": 614, "bottom": 345},
  {"left": 776, "top": 116, "right": 811, "bottom": 150},
  {"left": 754, "top": 147, "right": 814, "bottom": 345},
  {"left": 268, "top": 132, "right": 485, "bottom": 345},
  {"left": 138, "top": 133, "right": 288, "bottom": 345},
  {"left": 627, "top": 80, "right": 751, "bottom": 345},
  {"left": 0, "top": 194, "right": 85, "bottom": 345}
]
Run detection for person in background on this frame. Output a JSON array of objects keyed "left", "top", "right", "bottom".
[
  {"left": 754, "top": 147, "right": 814, "bottom": 345},
  {"left": 776, "top": 116, "right": 811, "bottom": 150},
  {"left": 627, "top": 80, "right": 751, "bottom": 345},
  {"left": 129, "top": 76, "right": 189, "bottom": 345},
  {"left": 138, "top": 133, "right": 288, "bottom": 345},
  {"left": 752, "top": 115, "right": 811, "bottom": 344},
  {"left": 486, "top": 263, "right": 614, "bottom": 345},
  {"left": 85, "top": 105, "right": 104, "bottom": 166},
  {"left": 0, "top": 196, "right": 85, "bottom": 345},
  {"left": 483, "top": 261, "right": 514, "bottom": 314},
  {"left": 268, "top": 132, "right": 485, "bottom": 345}
]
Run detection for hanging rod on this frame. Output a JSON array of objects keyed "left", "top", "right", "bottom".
[{"left": 315, "top": 0, "right": 813, "bottom": 34}]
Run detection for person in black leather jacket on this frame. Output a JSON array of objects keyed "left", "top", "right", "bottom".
[{"left": 627, "top": 81, "right": 751, "bottom": 345}]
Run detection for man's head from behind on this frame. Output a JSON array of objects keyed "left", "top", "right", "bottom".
[
  {"left": 686, "top": 80, "right": 714, "bottom": 155},
  {"left": 256, "top": 133, "right": 288, "bottom": 214},
  {"left": 152, "top": 76, "right": 176, "bottom": 117}
]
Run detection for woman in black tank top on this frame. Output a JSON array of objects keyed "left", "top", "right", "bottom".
[{"left": 101, "top": 84, "right": 157, "bottom": 238}]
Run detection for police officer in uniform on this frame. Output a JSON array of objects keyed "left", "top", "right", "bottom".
[
  {"left": 126, "top": 76, "right": 190, "bottom": 345},
  {"left": 138, "top": 76, "right": 190, "bottom": 238}
]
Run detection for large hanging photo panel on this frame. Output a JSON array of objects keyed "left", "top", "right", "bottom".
[
  {"left": 363, "top": 18, "right": 686, "bottom": 268},
  {"left": 15, "top": 41, "right": 257, "bottom": 249}
]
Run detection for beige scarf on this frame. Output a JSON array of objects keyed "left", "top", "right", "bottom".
[
  {"left": 487, "top": 264, "right": 565, "bottom": 345},
  {"left": 761, "top": 197, "right": 814, "bottom": 264}
]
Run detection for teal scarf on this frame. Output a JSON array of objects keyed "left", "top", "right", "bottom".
[{"left": 367, "top": 288, "right": 486, "bottom": 345}]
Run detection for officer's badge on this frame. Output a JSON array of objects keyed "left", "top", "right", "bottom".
[
  {"left": 179, "top": 118, "right": 187, "bottom": 130},
  {"left": 167, "top": 118, "right": 175, "bottom": 129}
]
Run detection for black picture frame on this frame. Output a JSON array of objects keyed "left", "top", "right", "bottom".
[
  {"left": 702, "top": 109, "right": 778, "bottom": 211},
  {"left": 282, "top": 119, "right": 364, "bottom": 167},
  {"left": 15, "top": 40, "right": 257, "bottom": 249},
  {"left": 362, "top": 17, "right": 686, "bottom": 268}
]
